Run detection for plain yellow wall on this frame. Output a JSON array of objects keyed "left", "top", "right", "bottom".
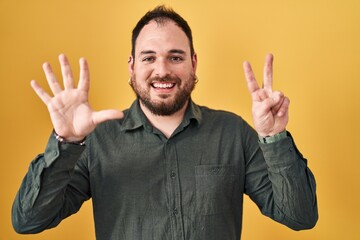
[{"left": 1, "top": 0, "right": 359, "bottom": 239}]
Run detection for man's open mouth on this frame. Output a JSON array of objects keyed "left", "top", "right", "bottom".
[{"left": 151, "top": 82, "right": 176, "bottom": 89}]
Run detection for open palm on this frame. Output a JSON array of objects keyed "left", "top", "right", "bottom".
[{"left": 31, "top": 54, "right": 124, "bottom": 142}]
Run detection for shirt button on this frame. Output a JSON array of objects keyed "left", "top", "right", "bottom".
[
  {"left": 170, "top": 171, "right": 176, "bottom": 179},
  {"left": 173, "top": 208, "right": 178, "bottom": 215}
]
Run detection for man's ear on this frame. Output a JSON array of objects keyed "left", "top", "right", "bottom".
[
  {"left": 128, "top": 55, "right": 134, "bottom": 75},
  {"left": 192, "top": 53, "right": 198, "bottom": 72}
]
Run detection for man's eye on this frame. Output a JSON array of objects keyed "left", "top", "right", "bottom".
[
  {"left": 142, "top": 57, "right": 155, "bottom": 62},
  {"left": 170, "top": 56, "right": 183, "bottom": 62}
]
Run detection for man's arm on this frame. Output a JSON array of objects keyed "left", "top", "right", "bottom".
[
  {"left": 242, "top": 54, "right": 318, "bottom": 229},
  {"left": 244, "top": 129, "right": 318, "bottom": 230},
  {"left": 12, "top": 133, "right": 90, "bottom": 233},
  {"left": 12, "top": 54, "right": 123, "bottom": 233}
]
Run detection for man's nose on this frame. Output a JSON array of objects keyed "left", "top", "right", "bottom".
[{"left": 154, "top": 59, "right": 171, "bottom": 78}]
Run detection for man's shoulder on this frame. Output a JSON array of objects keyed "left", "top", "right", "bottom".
[
  {"left": 194, "top": 104, "right": 251, "bottom": 129},
  {"left": 93, "top": 118, "right": 124, "bottom": 134},
  {"left": 197, "top": 104, "right": 244, "bottom": 120}
]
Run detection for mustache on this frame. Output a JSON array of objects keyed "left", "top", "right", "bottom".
[{"left": 148, "top": 75, "right": 181, "bottom": 84}]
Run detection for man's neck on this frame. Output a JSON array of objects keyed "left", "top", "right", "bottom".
[{"left": 139, "top": 100, "right": 188, "bottom": 138}]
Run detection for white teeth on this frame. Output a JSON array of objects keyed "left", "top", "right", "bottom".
[{"left": 153, "top": 82, "right": 175, "bottom": 89}]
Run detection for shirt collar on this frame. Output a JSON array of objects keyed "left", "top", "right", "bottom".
[
  {"left": 182, "top": 99, "right": 202, "bottom": 127},
  {"left": 120, "top": 99, "right": 203, "bottom": 132}
]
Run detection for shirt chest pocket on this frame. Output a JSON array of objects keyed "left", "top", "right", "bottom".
[{"left": 195, "top": 165, "right": 237, "bottom": 215}]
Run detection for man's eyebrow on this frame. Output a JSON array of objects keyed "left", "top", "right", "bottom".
[
  {"left": 169, "top": 49, "right": 186, "bottom": 55},
  {"left": 139, "top": 50, "right": 156, "bottom": 55},
  {"left": 138, "top": 49, "right": 187, "bottom": 56}
]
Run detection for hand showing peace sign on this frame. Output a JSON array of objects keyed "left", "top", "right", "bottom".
[
  {"left": 31, "top": 54, "right": 124, "bottom": 142},
  {"left": 243, "top": 54, "right": 289, "bottom": 137}
]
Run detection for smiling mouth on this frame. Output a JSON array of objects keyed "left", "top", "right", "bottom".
[{"left": 151, "top": 82, "right": 176, "bottom": 89}]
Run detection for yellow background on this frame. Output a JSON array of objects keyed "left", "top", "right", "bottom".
[{"left": 1, "top": 0, "right": 359, "bottom": 239}]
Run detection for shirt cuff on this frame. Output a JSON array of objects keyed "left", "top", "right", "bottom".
[
  {"left": 44, "top": 132, "right": 86, "bottom": 168},
  {"left": 259, "top": 131, "right": 307, "bottom": 169},
  {"left": 258, "top": 130, "right": 287, "bottom": 144}
]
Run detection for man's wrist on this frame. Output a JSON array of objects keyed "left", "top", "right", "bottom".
[
  {"left": 53, "top": 130, "right": 86, "bottom": 146},
  {"left": 258, "top": 130, "right": 287, "bottom": 144}
]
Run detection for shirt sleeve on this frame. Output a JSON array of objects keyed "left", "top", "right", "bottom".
[
  {"left": 12, "top": 132, "right": 91, "bottom": 234},
  {"left": 244, "top": 130, "right": 318, "bottom": 230}
]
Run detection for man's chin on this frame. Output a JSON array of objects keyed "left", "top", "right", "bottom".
[
  {"left": 140, "top": 98, "right": 187, "bottom": 116},
  {"left": 156, "top": 94, "right": 172, "bottom": 100}
]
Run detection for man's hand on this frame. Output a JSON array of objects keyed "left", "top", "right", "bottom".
[
  {"left": 243, "top": 54, "right": 289, "bottom": 137},
  {"left": 31, "top": 54, "right": 124, "bottom": 142}
]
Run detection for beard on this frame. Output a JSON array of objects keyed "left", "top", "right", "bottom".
[{"left": 130, "top": 74, "right": 196, "bottom": 116}]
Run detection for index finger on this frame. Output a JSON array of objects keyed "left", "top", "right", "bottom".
[
  {"left": 263, "top": 53, "right": 273, "bottom": 92},
  {"left": 243, "top": 61, "right": 260, "bottom": 93},
  {"left": 30, "top": 80, "right": 51, "bottom": 105}
]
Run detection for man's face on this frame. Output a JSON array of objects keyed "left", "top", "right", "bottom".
[{"left": 129, "top": 20, "right": 197, "bottom": 116}]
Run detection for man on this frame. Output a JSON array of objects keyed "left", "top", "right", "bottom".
[{"left": 12, "top": 5, "right": 318, "bottom": 240}]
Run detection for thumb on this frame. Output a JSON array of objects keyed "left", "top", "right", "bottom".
[
  {"left": 92, "top": 110, "right": 124, "bottom": 125},
  {"left": 259, "top": 97, "right": 278, "bottom": 113}
]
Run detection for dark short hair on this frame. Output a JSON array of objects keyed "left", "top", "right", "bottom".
[{"left": 131, "top": 5, "right": 195, "bottom": 58}]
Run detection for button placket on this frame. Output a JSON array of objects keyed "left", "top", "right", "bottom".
[{"left": 164, "top": 140, "right": 185, "bottom": 239}]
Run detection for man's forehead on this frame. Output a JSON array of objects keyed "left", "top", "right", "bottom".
[
  {"left": 135, "top": 20, "right": 190, "bottom": 55},
  {"left": 137, "top": 20, "right": 182, "bottom": 37},
  {"left": 145, "top": 18, "right": 177, "bottom": 29}
]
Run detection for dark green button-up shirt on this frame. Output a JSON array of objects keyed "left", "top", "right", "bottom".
[{"left": 12, "top": 100, "right": 318, "bottom": 239}]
